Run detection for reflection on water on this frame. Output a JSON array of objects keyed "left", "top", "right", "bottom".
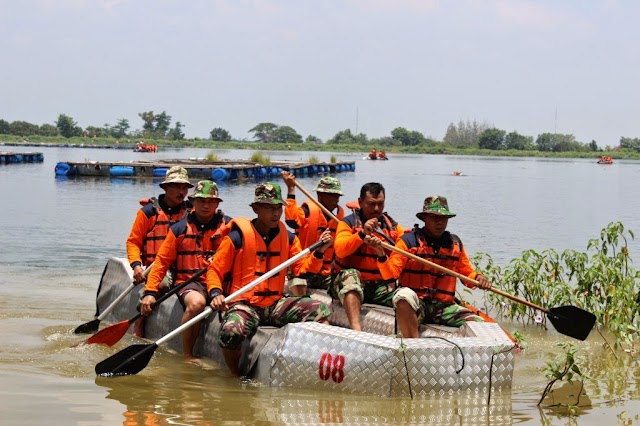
[{"left": 95, "top": 370, "right": 514, "bottom": 425}]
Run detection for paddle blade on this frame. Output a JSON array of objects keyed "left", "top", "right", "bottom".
[
  {"left": 95, "top": 343, "right": 158, "bottom": 377},
  {"left": 84, "top": 320, "right": 131, "bottom": 346},
  {"left": 74, "top": 319, "right": 100, "bottom": 334},
  {"left": 547, "top": 306, "right": 596, "bottom": 341}
]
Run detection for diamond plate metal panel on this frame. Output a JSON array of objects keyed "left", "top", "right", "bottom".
[{"left": 97, "top": 258, "right": 516, "bottom": 397}]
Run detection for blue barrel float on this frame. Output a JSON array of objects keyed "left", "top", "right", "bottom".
[
  {"left": 211, "top": 168, "right": 228, "bottom": 181},
  {"left": 110, "top": 165, "right": 134, "bottom": 177},
  {"left": 153, "top": 167, "right": 169, "bottom": 177},
  {"left": 55, "top": 162, "right": 72, "bottom": 176}
]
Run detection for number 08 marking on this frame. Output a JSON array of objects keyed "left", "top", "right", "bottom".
[{"left": 318, "top": 352, "right": 345, "bottom": 383}]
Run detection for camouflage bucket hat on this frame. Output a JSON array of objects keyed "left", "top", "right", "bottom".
[
  {"left": 250, "top": 182, "right": 288, "bottom": 206},
  {"left": 416, "top": 196, "right": 456, "bottom": 219},
  {"left": 189, "top": 180, "right": 223, "bottom": 201},
  {"left": 160, "top": 166, "right": 193, "bottom": 188},
  {"left": 315, "top": 177, "right": 343, "bottom": 195}
]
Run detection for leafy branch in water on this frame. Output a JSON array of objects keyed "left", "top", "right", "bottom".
[
  {"left": 473, "top": 221, "right": 640, "bottom": 348},
  {"left": 538, "top": 342, "right": 589, "bottom": 407}
]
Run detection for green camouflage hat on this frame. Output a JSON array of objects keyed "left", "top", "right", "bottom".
[
  {"left": 416, "top": 196, "right": 456, "bottom": 219},
  {"left": 160, "top": 166, "right": 193, "bottom": 188},
  {"left": 250, "top": 182, "right": 287, "bottom": 206},
  {"left": 189, "top": 180, "right": 223, "bottom": 201},
  {"left": 315, "top": 177, "right": 343, "bottom": 195}
]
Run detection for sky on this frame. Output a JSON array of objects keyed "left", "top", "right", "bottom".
[{"left": 1, "top": 0, "right": 638, "bottom": 146}]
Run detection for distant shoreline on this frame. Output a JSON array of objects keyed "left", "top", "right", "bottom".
[{"left": 1, "top": 136, "right": 636, "bottom": 160}]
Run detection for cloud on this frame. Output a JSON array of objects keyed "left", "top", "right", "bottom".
[{"left": 493, "top": 0, "right": 564, "bottom": 28}]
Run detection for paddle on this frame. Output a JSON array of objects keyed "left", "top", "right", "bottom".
[
  {"left": 75, "top": 263, "right": 153, "bottom": 334},
  {"left": 95, "top": 239, "right": 324, "bottom": 377},
  {"left": 83, "top": 267, "right": 207, "bottom": 346},
  {"left": 295, "top": 180, "right": 596, "bottom": 341}
]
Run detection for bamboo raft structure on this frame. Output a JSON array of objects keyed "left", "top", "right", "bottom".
[{"left": 54, "top": 158, "right": 356, "bottom": 181}]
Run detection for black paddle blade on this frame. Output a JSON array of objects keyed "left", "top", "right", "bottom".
[
  {"left": 547, "top": 305, "right": 596, "bottom": 341},
  {"left": 95, "top": 343, "right": 158, "bottom": 377},
  {"left": 74, "top": 319, "right": 100, "bottom": 334}
]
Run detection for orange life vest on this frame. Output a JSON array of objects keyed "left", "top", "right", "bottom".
[
  {"left": 398, "top": 231, "right": 462, "bottom": 303},
  {"left": 173, "top": 212, "right": 229, "bottom": 284},
  {"left": 334, "top": 212, "right": 399, "bottom": 281},
  {"left": 141, "top": 197, "right": 189, "bottom": 266},
  {"left": 227, "top": 218, "right": 290, "bottom": 307},
  {"left": 298, "top": 202, "right": 344, "bottom": 275}
]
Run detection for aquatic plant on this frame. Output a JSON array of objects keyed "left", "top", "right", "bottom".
[
  {"left": 205, "top": 151, "right": 219, "bottom": 162},
  {"left": 308, "top": 155, "right": 319, "bottom": 164},
  {"left": 250, "top": 152, "right": 272, "bottom": 166},
  {"left": 330, "top": 154, "right": 337, "bottom": 163},
  {"left": 538, "top": 342, "right": 589, "bottom": 408},
  {"left": 473, "top": 221, "right": 640, "bottom": 347}
]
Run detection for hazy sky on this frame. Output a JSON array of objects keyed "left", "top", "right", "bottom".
[{"left": 1, "top": 0, "right": 638, "bottom": 146}]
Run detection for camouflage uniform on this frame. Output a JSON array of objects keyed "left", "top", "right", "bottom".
[
  {"left": 217, "top": 182, "right": 332, "bottom": 350},
  {"left": 289, "top": 177, "right": 344, "bottom": 292},
  {"left": 392, "top": 195, "right": 484, "bottom": 328},
  {"left": 332, "top": 269, "right": 396, "bottom": 307}
]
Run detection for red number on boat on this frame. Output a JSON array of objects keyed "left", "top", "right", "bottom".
[{"left": 318, "top": 353, "right": 345, "bottom": 383}]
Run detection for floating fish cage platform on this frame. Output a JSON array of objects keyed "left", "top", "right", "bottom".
[
  {"left": 54, "top": 158, "right": 356, "bottom": 181},
  {"left": 0, "top": 151, "right": 44, "bottom": 164}
]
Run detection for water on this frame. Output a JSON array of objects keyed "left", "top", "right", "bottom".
[{"left": 1, "top": 146, "right": 639, "bottom": 424}]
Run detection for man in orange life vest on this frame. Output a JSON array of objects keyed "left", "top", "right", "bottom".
[
  {"left": 281, "top": 172, "right": 345, "bottom": 295},
  {"left": 376, "top": 196, "right": 492, "bottom": 337},
  {"left": 141, "top": 180, "right": 232, "bottom": 363},
  {"left": 207, "top": 182, "right": 333, "bottom": 376},
  {"left": 126, "top": 166, "right": 193, "bottom": 337},
  {"left": 332, "top": 182, "right": 405, "bottom": 331}
]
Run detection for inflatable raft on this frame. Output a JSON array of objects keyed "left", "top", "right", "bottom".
[{"left": 95, "top": 257, "right": 516, "bottom": 397}]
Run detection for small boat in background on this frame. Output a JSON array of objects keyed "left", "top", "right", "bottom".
[
  {"left": 133, "top": 141, "right": 157, "bottom": 152},
  {"left": 597, "top": 156, "right": 613, "bottom": 164}
]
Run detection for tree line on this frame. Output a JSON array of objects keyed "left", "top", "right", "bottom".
[{"left": 0, "top": 113, "right": 633, "bottom": 153}]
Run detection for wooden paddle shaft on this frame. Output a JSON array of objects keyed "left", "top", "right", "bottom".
[
  {"left": 97, "top": 263, "right": 153, "bottom": 321},
  {"left": 294, "top": 180, "right": 550, "bottom": 314},
  {"left": 155, "top": 241, "right": 323, "bottom": 346}
]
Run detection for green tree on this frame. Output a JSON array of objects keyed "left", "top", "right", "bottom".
[
  {"left": 273, "top": 125, "right": 303, "bottom": 144},
  {"left": 85, "top": 126, "right": 109, "bottom": 138},
  {"left": 504, "top": 131, "right": 533, "bottom": 150},
  {"left": 38, "top": 124, "right": 59, "bottom": 136},
  {"left": 56, "top": 114, "right": 81, "bottom": 138},
  {"left": 479, "top": 128, "right": 506, "bottom": 150},
  {"left": 249, "top": 122, "right": 278, "bottom": 142},
  {"left": 210, "top": 127, "right": 232, "bottom": 142},
  {"left": 620, "top": 137, "right": 640, "bottom": 152},
  {"left": 111, "top": 118, "right": 130, "bottom": 138},
  {"left": 138, "top": 111, "right": 155, "bottom": 133},
  {"left": 305, "top": 135, "right": 322, "bottom": 144},
  {"left": 154, "top": 111, "right": 172, "bottom": 137},
  {"left": 535, "top": 133, "right": 555, "bottom": 152},
  {"left": 10, "top": 120, "right": 40, "bottom": 136},
  {"left": 589, "top": 140, "right": 599, "bottom": 152},
  {"left": 167, "top": 121, "right": 185, "bottom": 140},
  {"left": 0, "top": 119, "right": 11, "bottom": 134},
  {"left": 443, "top": 123, "right": 459, "bottom": 146},
  {"left": 390, "top": 127, "right": 425, "bottom": 146}
]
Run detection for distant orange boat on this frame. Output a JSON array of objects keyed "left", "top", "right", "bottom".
[{"left": 597, "top": 156, "right": 613, "bottom": 164}]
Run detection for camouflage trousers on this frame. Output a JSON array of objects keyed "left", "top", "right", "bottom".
[
  {"left": 392, "top": 287, "right": 484, "bottom": 328},
  {"left": 331, "top": 268, "right": 396, "bottom": 307},
  {"left": 219, "top": 296, "right": 332, "bottom": 350},
  {"left": 288, "top": 274, "right": 333, "bottom": 292}
]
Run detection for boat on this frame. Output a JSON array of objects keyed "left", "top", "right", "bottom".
[
  {"left": 597, "top": 156, "right": 613, "bottom": 164},
  {"left": 133, "top": 142, "right": 157, "bottom": 153},
  {"left": 93, "top": 257, "right": 516, "bottom": 397}
]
